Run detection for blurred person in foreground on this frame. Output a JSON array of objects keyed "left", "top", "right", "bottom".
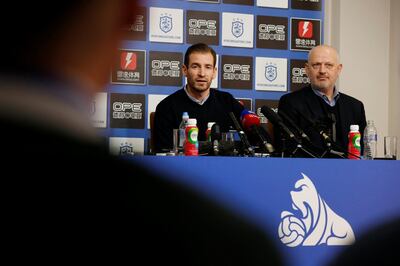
[
  {"left": 0, "top": 1, "right": 283, "bottom": 265},
  {"left": 328, "top": 217, "right": 400, "bottom": 266},
  {"left": 277, "top": 45, "right": 366, "bottom": 158}
]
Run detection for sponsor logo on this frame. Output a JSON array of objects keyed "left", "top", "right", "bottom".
[
  {"left": 120, "top": 51, "right": 137, "bottom": 71},
  {"left": 109, "top": 137, "right": 145, "bottom": 156},
  {"left": 291, "top": 17, "right": 321, "bottom": 51},
  {"left": 160, "top": 14, "right": 173, "bottom": 33},
  {"left": 133, "top": 14, "right": 145, "bottom": 32},
  {"left": 265, "top": 64, "right": 277, "bottom": 82},
  {"left": 112, "top": 102, "right": 143, "bottom": 120},
  {"left": 224, "top": 64, "right": 251, "bottom": 80},
  {"left": 110, "top": 93, "right": 145, "bottom": 129},
  {"left": 279, "top": 173, "right": 356, "bottom": 247},
  {"left": 152, "top": 60, "right": 180, "bottom": 77},
  {"left": 298, "top": 21, "right": 313, "bottom": 38},
  {"left": 259, "top": 24, "right": 285, "bottom": 40},
  {"left": 221, "top": 55, "right": 252, "bottom": 90},
  {"left": 149, "top": 7, "right": 183, "bottom": 44},
  {"left": 188, "top": 19, "right": 217, "bottom": 36},
  {"left": 222, "top": 12, "right": 254, "bottom": 48},
  {"left": 232, "top": 19, "right": 244, "bottom": 38},
  {"left": 149, "top": 51, "right": 183, "bottom": 86},
  {"left": 112, "top": 50, "right": 146, "bottom": 85},
  {"left": 119, "top": 142, "right": 134, "bottom": 156},
  {"left": 257, "top": 16, "right": 288, "bottom": 49},
  {"left": 256, "top": 57, "right": 287, "bottom": 91},
  {"left": 186, "top": 10, "right": 219, "bottom": 45},
  {"left": 123, "top": 7, "right": 146, "bottom": 41}
]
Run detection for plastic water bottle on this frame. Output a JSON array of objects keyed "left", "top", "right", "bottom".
[
  {"left": 178, "top": 112, "right": 189, "bottom": 153},
  {"left": 184, "top": 118, "right": 199, "bottom": 156},
  {"left": 348, "top": 125, "right": 361, "bottom": 160},
  {"left": 363, "top": 120, "right": 377, "bottom": 160},
  {"left": 205, "top": 122, "right": 215, "bottom": 142}
]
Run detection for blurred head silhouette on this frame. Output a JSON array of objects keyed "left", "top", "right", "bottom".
[{"left": 1, "top": 1, "right": 138, "bottom": 94}]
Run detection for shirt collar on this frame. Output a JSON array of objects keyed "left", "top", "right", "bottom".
[
  {"left": 184, "top": 85, "right": 210, "bottom": 106},
  {"left": 311, "top": 86, "right": 340, "bottom": 107}
]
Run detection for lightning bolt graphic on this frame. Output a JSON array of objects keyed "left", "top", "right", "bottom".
[
  {"left": 125, "top": 52, "right": 133, "bottom": 69},
  {"left": 302, "top": 21, "right": 310, "bottom": 37}
]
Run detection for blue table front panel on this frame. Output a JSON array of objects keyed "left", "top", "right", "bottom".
[{"left": 134, "top": 156, "right": 400, "bottom": 266}]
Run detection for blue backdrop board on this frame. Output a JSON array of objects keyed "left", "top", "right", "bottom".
[
  {"left": 134, "top": 156, "right": 400, "bottom": 266},
  {"left": 90, "top": 0, "right": 324, "bottom": 155}
]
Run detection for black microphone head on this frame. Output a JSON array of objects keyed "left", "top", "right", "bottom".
[
  {"left": 211, "top": 123, "right": 221, "bottom": 141},
  {"left": 279, "top": 110, "right": 311, "bottom": 143},
  {"left": 260, "top": 105, "right": 281, "bottom": 125}
]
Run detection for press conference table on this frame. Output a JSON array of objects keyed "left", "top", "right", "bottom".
[{"left": 133, "top": 156, "right": 400, "bottom": 266}]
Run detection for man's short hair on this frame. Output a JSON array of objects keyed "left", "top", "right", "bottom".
[{"left": 184, "top": 43, "right": 217, "bottom": 67}]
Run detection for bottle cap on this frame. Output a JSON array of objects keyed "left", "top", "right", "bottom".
[
  {"left": 350, "top": 125, "right": 359, "bottom": 131},
  {"left": 187, "top": 118, "right": 197, "bottom": 125},
  {"left": 207, "top": 122, "right": 215, "bottom": 129},
  {"left": 182, "top": 112, "right": 189, "bottom": 118}
]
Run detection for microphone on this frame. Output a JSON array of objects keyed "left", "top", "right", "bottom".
[
  {"left": 297, "top": 111, "right": 333, "bottom": 146},
  {"left": 240, "top": 110, "right": 274, "bottom": 153},
  {"left": 228, "top": 112, "right": 254, "bottom": 156},
  {"left": 250, "top": 125, "right": 275, "bottom": 153},
  {"left": 210, "top": 123, "right": 221, "bottom": 156},
  {"left": 260, "top": 105, "right": 300, "bottom": 143},
  {"left": 279, "top": 110, "right": 311, "bottom": 143},
  {"left": 240, "top": 109, "right": 261, "bottom": 130}
]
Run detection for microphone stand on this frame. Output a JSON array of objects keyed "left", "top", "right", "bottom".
[
  {"left": 280, "top": 137, "right": 287, "bottom": 158},
  {"left": 290, "top": 138, "right": 319, "bottom": 158},
  {"left": 228, "top": 112, "right": 254, "bottom": 157},
  {"left": 278, "top": 131, "right": 318, "bottom": 158},
  {"left": 320, "top": 141, "right": 361, "bottom": 159},
  {"left": 320, "top": 142, "right": 346, "bottom": 159}
]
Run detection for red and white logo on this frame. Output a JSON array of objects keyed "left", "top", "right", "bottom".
[
  {"left": 120, "top": 51, "right": 137, "bottom": 70},
  {"left": 298, "top": 21, "right": 313, "bottom": 38}
]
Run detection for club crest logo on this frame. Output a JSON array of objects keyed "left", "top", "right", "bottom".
[
  {"left": 160, "top": 15, "right": 173, "bottom": 33},
  {"left": 232, "top": 19, "right": 244, "bottom": 38},
  {"left": 278, "top": 173, "right": 355, "bottom": 247},
  {"left": 119, "top": 142, "right": 134, "bottom": 156},
  {"left": 265, "top": 64, "right": 277, "bottom": 82}
]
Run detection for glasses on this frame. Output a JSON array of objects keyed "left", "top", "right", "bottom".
[{"left": 309, "top": 63, "right": 336, "bottom": 70}]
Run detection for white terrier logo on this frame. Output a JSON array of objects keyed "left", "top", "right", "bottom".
[{"left": 278, "top": 173, "right": 355, "bottom": 247}]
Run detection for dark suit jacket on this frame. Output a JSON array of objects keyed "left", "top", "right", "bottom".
[
  {"left": 277, "top": 86, "right": 366, "bottom": 158},
  {"left": 1, "top": 81, "right": 282, "bottom": 265}
]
